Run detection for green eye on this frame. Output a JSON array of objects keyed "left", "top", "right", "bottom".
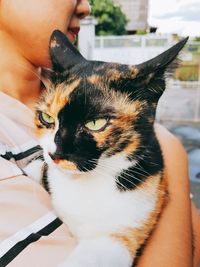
[
  {"left": 39, "top": 111, "right": 55, "bottom": 127},
  {"left": 85, "top": 118, "right": 108, "bottom": 131}
]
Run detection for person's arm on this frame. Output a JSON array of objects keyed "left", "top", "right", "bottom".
[
  {"left": 136, "top": 124, "right": 199, "bottom": 267},
  {"left": 192, "top": 202, "right": 200, "bottom": 267}
]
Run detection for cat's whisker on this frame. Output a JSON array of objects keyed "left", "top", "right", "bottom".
[
  {"left": 93, "top": 158, "right": 149, "bottom": 181},
  {"left": 88, "top": 160, "right": 157, "bottom": 195},
  {"left": 130, "top": 164, "right": 153, "bottom": 178},
  {"left": 114, "top": 176, "right": 142, "bottom": 192},
  {"left": 114, "top": 175, "right": 162, "bottom": 198},
  {"left": 114, "top": 179, "right": 129, "bottom": 191}
]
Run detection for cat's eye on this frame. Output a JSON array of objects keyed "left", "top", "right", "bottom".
[
  {"left": 85, "top": 118, "right": 108, "bottom": 132},
  {"left": 38, "top": 111, "right": 55, "bottom": 127}
]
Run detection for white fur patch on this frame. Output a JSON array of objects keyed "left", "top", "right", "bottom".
[
  {"left": 39, "top": 132, "right": 56, "bottom": 156},
  {"left": 39, "top": 121, "right": 59, "bottom": 156}
]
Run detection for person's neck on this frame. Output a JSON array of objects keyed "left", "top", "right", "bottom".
[{"left": 0, "top": 32, "right": 41, "bottom": 110}]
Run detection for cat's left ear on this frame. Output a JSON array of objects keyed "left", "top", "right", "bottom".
[
  {"left": 49, "top": 30, "right": 86, "bottom": 72},
  {"left": 112, "top": 37, "right": 188, "bottom": 102}
]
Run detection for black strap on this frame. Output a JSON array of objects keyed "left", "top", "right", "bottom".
[
  {"left": 0, "top": 218, "right": 63, "bottom": 266},
  {"left": 1, "top": 145, "right": 42, "bottom": 161}
]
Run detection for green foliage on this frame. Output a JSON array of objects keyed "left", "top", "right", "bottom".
[
  {"left": 136, "top": 29, "right": 147, "bottom": 35},
  {"left": 175, "top": 64, "right": 199, "bottom": 81},
  {"left": 89, "top": 0, "right": 128, "bottom": 36},
  {"left": 194, "top": 36, "right": 200, "bottom": 42}
]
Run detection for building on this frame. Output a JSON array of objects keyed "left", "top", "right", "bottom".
[{"left": 114, "top": 0, "right": 149, "bottom": 33}]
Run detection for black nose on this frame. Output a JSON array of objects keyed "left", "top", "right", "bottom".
[
  {"left": 48, "top": 152, "right": 59, "bottom": 160},
  {"left": 49, "top": 152, "right": 65, "bottom": 160}
]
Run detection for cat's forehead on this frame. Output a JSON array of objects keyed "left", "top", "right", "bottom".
[
  {"left": 38, "top": 61, "right": 141, "bottom": 120},
  {"left": 72, "top": 61, "right": 139, "bottom": 82},
  {"left": 63, "top": 61, "right": 139, "bottom": 108},
  {"left": 39, "top": 63, "right": 142, "bottom": 120}
]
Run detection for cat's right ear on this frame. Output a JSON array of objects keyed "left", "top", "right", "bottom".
[{"left": 49, "top": 30, "right": 86, "bottom": 72}]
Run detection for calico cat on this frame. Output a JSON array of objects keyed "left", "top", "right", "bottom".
[{"left": 26, "top": 30, "right": 188, "bottom": 267}]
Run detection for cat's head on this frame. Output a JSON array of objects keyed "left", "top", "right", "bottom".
[{"left": 36, "top": 30, "right": 188, "bottom": 174}]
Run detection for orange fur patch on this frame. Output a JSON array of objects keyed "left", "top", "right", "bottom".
[
  {"left": 107, "top": 65, "right": 139, "bottom": 81},
  {"left": 87, "top": 75, "right": 101, "bottom": 84},
  {"left": 128, "top": 66, "right": 139, "bottom": 77},
  {"left": 116, "top": 100, "right": 143, "bottom": 116},
  {"left": 123, "top": 137, "right": 140, "bottom": 154},
  {"left": 48, "top": 79, "right": 80, "bottom": 117},
  {"left": 107, "top": 69, "right": 122, "bottom": 81},
  {"left": 55, "top": 159, "right": 77, "bottom": 171},
  {"left": 35, "top": 127, "right": 49, "bottom": 138},
  {"left": 93, "top": 127, "right": 113, "bottom": 147}
]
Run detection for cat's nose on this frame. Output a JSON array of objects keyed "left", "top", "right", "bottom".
[
  {"left": 48, "top": 152, "right": 59, "bottom": 160},
  {"left": 48, "top": 152, "right": 62, "bottom": 164},
  {"left": 48, "top": 152, "right": 55, "bottom": 160}
]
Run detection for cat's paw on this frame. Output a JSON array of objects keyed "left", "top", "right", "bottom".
[
  {"left": 58, "top": 254, "right": 98, "bottom": 267},
  {"left": 58, "top": 237, "right": 132, "bottom": 267}
]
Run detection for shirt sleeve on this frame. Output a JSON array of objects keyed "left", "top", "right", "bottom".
[{"left": 0, "top": 158, "right": 76, "bottom": 267}]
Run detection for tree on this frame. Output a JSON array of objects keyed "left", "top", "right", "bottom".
[{"left": 89, "top": 0, "right": 128, "bottom": 36}]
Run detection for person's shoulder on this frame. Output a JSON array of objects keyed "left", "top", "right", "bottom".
[
  {"left": 154, "top": 123, "right": 187, "bottom": 160},
  {"left": 155, "top": 123, "right": 188, "bottom": 168},
  {"left": 154, "top": 123, "right": 189, "bottom": 185}
]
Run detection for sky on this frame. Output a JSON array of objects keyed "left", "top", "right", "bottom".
[{"left": 148, "top": 0, "right": 200, "bottom": 37}]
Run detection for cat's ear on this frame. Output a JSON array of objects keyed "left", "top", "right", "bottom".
[
  {"left": 112, "top": 37, "right": 188, "bottom": 102},
  {"left": 136, "top": 37, "right": 188, "bottom": 78},
  {"left": 49, "top": 30, "right": 86, "bottom": 72}
]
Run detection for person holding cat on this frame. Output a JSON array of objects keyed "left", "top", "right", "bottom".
[{"left": 0, "top": 0, "right": 199, "bottom": 266}]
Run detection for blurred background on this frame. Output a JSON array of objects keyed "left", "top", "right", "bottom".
[{"left": 78, "top": 0, "right": 200, "bottom": 209}]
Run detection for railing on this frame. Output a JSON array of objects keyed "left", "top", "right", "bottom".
[
  {"left": 95, "top": 34, "right": 171, "bottom": 49},
  {"left": 93, "top": 34, "right": 200, "bottom": 69}
]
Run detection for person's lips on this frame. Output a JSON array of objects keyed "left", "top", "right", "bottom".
[{"left": 67, "top": 27, "right": 80, "bottom": 43}]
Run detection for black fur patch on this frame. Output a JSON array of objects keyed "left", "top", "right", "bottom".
[{"left": 42, "top": 162, "right": 50, "bottom": 192}]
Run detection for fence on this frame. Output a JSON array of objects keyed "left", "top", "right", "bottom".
[
  {"left": 93, "top": 35, "right": 173, "bottom": 64},
  {"left": 94, "top": 34, "right": 172, "bottom": 49},
  {"left": 93, "top": 35, "right": 200, "bottom": 72}
]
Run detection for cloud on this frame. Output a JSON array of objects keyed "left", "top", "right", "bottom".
[
  {"left": 154, "top": 3, "right": 200, "bottom": 22},
  {"left": 149, "top": 0, "right": 200, "bottom": 36}
]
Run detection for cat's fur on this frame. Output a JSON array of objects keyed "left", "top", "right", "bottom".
[{"left": 25, "top": 31, "right": 188, "bottom": 267}]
